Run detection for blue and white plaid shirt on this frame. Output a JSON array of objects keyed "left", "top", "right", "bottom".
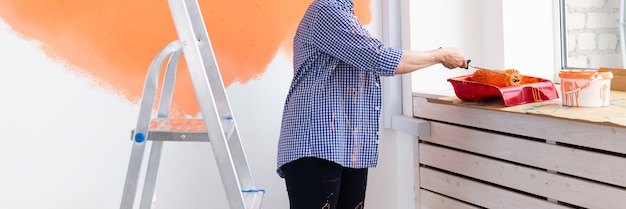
[{"left": 277, "top": 0, "right": 402, "bottom": 176}]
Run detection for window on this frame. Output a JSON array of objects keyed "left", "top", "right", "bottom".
[{"left": 560, "top": 0, "right": 624, "bottom": 69}]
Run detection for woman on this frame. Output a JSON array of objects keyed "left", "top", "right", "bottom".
[{"left": 276, "top": 0, "right": 467, "bottom": 208}]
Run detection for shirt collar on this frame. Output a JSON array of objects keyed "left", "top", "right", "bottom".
[{"left": 336, "top": 0, "right": 354, "bottom": 9}]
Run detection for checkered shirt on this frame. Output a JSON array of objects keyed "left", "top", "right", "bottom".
[{"left": 276, "top": 0, "right": 402, "bottom": 177}]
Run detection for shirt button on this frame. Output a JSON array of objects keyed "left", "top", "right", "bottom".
[
  {"left": 376, "top": 131, "right": 380, "bottom": 135},
  {"left": 375, "top": 83, "right": 380, "bottom": 87},
  {"left": 375, "top": 106, "right": 380, "bottom": 111}
]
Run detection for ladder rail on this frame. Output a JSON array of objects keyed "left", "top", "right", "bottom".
[
  {"left": 228, "top": 127, "right": 258, "bottom": 190},
  {"left": 167, "top": 0, "right": 248, "bottom": 208},
  {"left": 157, "top": 49, "right": 183, "bottom": 119},
  {"left": 120, "top": 40, "right": 182, "bottom": 209},
  {"left": 139, "top": 48, "right": 184, "bottom": 209},
  {"left": 170, "top": 0, "right": 232, "bottom": 117}
]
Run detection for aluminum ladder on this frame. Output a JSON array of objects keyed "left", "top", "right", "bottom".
[{"left": 119, "top": 0, "right": 264, "bottom": 208}]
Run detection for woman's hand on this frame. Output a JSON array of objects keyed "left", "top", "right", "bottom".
[{"left": 438, "top": 47, "right": 467, "bottom": 69}]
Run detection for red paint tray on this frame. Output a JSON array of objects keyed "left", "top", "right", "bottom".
[{"left": 447, "top": 75, "right": 559, "bottom": 106}]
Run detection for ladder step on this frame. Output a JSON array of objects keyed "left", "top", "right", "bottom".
[
  {"left": 150, "top": 118, "right": 206, "bottom": 131},
  {"left": 144, "top": 118, "right": 235, "bottom": 142},
  {"left": 242, "top": 189, "right": 265, "bottom": 209}
]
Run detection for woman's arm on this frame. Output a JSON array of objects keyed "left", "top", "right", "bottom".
[{"left": 394, "top": 47, "right": 467, "bottom": 75}]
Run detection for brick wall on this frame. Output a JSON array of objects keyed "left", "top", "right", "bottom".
[{"left": 565, "top": 0, "right": 623, "bottom": 68}]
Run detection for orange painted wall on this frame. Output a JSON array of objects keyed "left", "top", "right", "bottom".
[{"left": 0, "top": 0, "right": 371, "bottom": 115}]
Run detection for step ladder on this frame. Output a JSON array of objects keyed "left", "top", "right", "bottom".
[{"left": 119, "top": 0, "right": 264, "bottom": 208}]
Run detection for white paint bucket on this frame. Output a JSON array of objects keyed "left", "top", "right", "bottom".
[{"left": 558, "top": 69, "right": 613, "bottom": 107}]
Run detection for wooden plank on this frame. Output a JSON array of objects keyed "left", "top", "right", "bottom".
[
  {"left": 601, "top": 67, "right": 626, "bottom": 91},
  {"left": 419, "top": 90, "right": 626, "bottom": 128},
  {"left": 426, "top": 121, "right": 626, "bottom": 186},
  {"left": 420, "top": 189, "right": 480, "bottom": 209},
  {"left": 420, "top": 144, "right": 626, "bottom": 208},
  {"left": 413, "top": 96, "right": 626, "bottom": 155},
  {"left": 421, "top": 122, "right": 626, "bottom": 187},
  {"left": 420, "top": 167, "right": 571, "bottom": 209}
]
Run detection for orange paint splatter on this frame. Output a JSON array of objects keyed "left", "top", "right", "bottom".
[{"left": 0, "top": 0, "right": 371, "bottom": 115}]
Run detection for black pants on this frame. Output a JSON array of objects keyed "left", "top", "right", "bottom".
[{"left": 281, "top": 157, "right": 368, "bottom": 209}]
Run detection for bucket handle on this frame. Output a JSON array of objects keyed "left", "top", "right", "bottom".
[{"left": 562, "top": 77, "right": 602, "bottom": 95}]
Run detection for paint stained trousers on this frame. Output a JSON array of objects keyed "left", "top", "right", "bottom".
[{"left": 281, "top": 157, "right": 368, "bottom": 209}]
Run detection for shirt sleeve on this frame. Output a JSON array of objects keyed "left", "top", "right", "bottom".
[{"left": 311, "top": 4, "right": 402, "bottom": 76}]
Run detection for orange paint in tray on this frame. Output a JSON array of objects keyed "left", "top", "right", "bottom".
[{"left": 448, "top": 69, "right": 559, "bottom": 106}]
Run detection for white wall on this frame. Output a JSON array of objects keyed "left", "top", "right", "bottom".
[
  {"left": 0, "top": 0, "right": 414, "bottom": 208},
  {"left": 0, "top": 1, "right": 560, "bottom": 209},
  {"left": 501, "top": 0, "right": 558, "bottom": 81},
  {"left": 409, "top": 0, "right": 558, "bottom": 93},
  {"left": 408, "top": 0, "right": 483, "bottom": 92},
  {"left": 0, "top": 14, "right": 291, "bottom": 209},
  {"left": 0, "top": 18, "right": 295, "bottom": 209},
  {"left": 0, "top": 19, "right": 137, "bottom": 208}
]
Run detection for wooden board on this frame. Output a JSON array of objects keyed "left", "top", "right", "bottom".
[
  {"left": 413, "top": 82, "right": 626, "bottom": 209},
  {"left": 601, "top": 67, "right": 626, "bottom": 91},
  {"left": 420, "top": 189, "right": 480, "bottom": 209},
  {"left": 413, "top": 96, "right": 626, "bottom": 155},
  {"left": 420, "top": 143, "right": 626, "bottom": 208},
  {"left": 426, "top": 90, "right": 626, "bottom": 127},
  {"left": 420, "top": 167, "right": 571, "bottom": 209},
  {"left": 421, "top": 122, "right": 626, "bottom": 187}
]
